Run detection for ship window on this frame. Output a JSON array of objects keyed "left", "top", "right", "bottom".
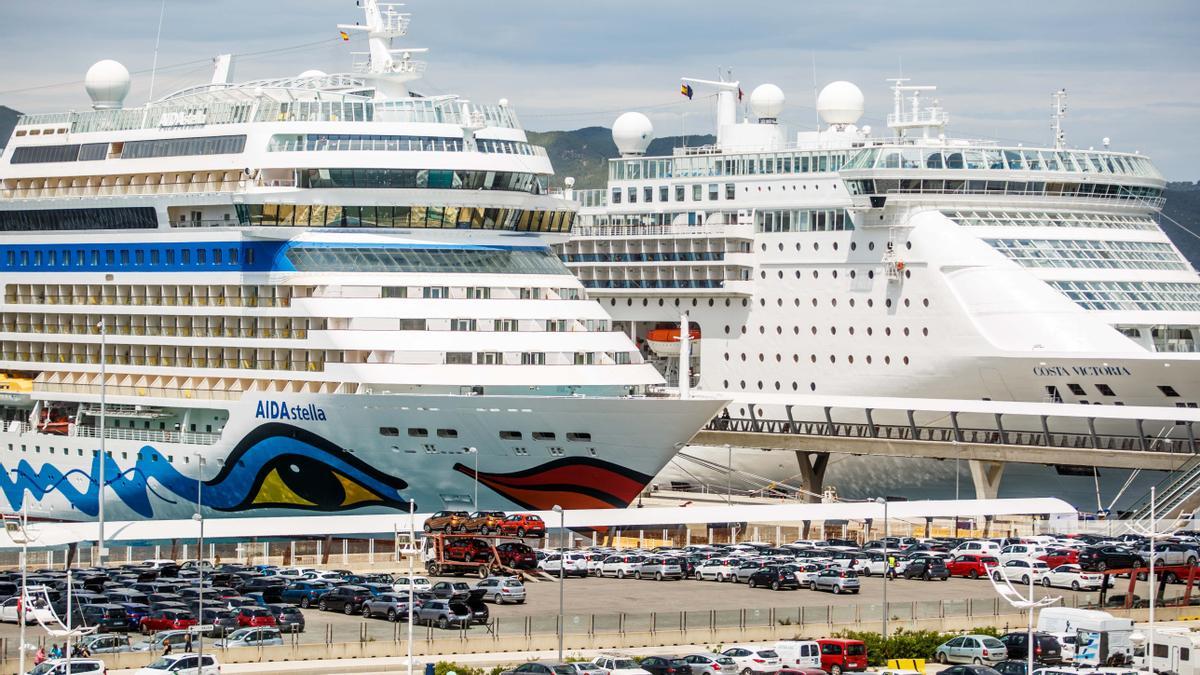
[
  {"left": 379, "top": 427, "right": 399, "bottom": 437},
  {"left": 566, "top": 432, "right": 592, "bottom": 442},
  {"left": 436, "top": 429, "right": 458, "bottom": 438},
  {"left": 499, "top": 431, "right": 522, "bottom": 440},
  {"left": 532, "top": 431, "right": 556, "bottom": 441},
  {"left": 196, "top": 248, "right": 206, "bottom": 264},
  {"left": 1067, "top": 383, "right": 1087, "bottom": 396},
  {"left": 1096, "top": 384, "right": 1116, "bottom": 397},
  {"left": 407, "top": 428, "right": 428, "bottom": 437},
  {"left": 1160, "top": 386, "right": 1180, "bottom": 397}
]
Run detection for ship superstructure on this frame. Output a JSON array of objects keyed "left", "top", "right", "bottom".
[
  {"left": 560, "top": 76, "right": 1199, "bottom": 505},
  {"left": 0, "top": 2, "right": 724, "bottom": 521}
]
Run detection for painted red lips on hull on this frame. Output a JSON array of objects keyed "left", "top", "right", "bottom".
[{"left": 452, "top": 457, "right": 652, "bottom": 510}]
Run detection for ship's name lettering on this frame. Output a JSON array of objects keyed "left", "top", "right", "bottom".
[
  {"left": 255, "top": 400, "right": 328, "bottom": 421},
  {"left": 1031, "top": 365, "right": 1132, "bottom": 377},
  {"left": 159, "top": 111, "right": 207, "bottom": 127}
]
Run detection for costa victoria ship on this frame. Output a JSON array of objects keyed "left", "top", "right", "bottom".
[
  {"left": 560, "top": 77, "right": 1200, "bottom": 506},
  {"left": 0, "top": 3, "right": 725, "bottom": 521}
]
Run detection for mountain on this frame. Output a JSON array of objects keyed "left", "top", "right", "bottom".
[
  {"left": 534, "top": 126, "right": 1200, "bottom": 270},
  {"left": 0, "top": 106, "right": 19, "bottom": 149}
]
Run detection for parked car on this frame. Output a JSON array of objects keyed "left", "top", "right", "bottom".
[
  {"left": 234, "top": 605, "right": 277, "bottom": 627},
  {"left": 636, "top": 557, "right": 685, "bottom": 581},
  {"left": 1136, "top": 542, "right": 1199, "bottom": 567},
  {"left": 444, "top": 537, "right": 493, "bottom": 563},
  {"left": 392, "top": 576, "right": 433, "bottom": 593},
  {"left": 592, "top": 654, "right": 653, "bottom": 675},
  {"left": 722, "top": 645, "right": 783, "bottom": 674},
  {"left": 935, "top": 635, "right": 1008, "bottom": 665},
  {"left": 465, "top": 510, "right": 508, "bottom": 535},
  {"left": 992, "top": 559, "right": 1051, "bottom": 586},
  {"left": 496, "top": 542, "right": 538, "bottom": 570},
  {"left": 998, "top": 632, "right": 1062, "bottom": 664},
  {"left": 475, "top": 576, "right": 527, "bottom": 604},
  {"left": 197, "top": 607, "right": 240, "bottom": 638},
  {"left": 131, "top": 629, "right": 194, "bottom": 653},
  {"left": 903, "top": 557, "right": 950, "bottom": 581},
  {"left": 138, "top": 608, "right": 197, "bottom": 634},
  {"left": 501, "top": 663, "right": 578, "bottom": 675},
  {"left": 563, "top": 663, "right": 607, "bottom": 675},
  {"left": 810, "top": 569, "right": 860, "bottom": 594},
  {"left": 0, "top": 595, "right": 54, "bottom": 624},
  {"left": 938, "top": 666, "right": 1002, "bottom": 675},
  {"left": 695, "top": 558, "right": 737, "bottom": 582},
  {"left": 362, "top": 592, "right": 414, "bottom": 622},
  {"left": 80, "top": 602, "right": 130, "bottom": 632},
  {"left": 215, "top": 626, "right": 284, "bottom": 648},
  {"left": 1037, "top": 548, "right": 1080, "bottom": 569},
  {"left": 733, "top": 560, "right": 769, "bottom": 583},
  {"left": 1042, "top": 564, "right": 1103, "bottom": 591},
  {"left": 774, "top": 640, "right": 821, "bottom": 670},
  {"left": 816, "top": 639, "right": 868, "bottom": 675},
  {"left": 424, "top": 510, "right": 470, "bottom": 533},
  {"left": 641, "top": 656, "right": 693, "bottom": 675},
  {"left": 748, "top": 566, "right": 801, "bottom": 591},
  {"left": 501, "top": 513, "right": 546, "bottom": 538},
  {"left": 318, "top": 585, "right": 372, "bottom": 615},
  {"left": 80, "top": 632, "right": 133, "bottom": 654},
  {"left": 540, "top": 552, "right": 589, "bottom": 577},
  {"left": 414, "top": 598, "right": 473, "bottom": 629},
  {"left": 28, "top": 659, "right": 106, "bottom": 675},
  {"left": 132, "top": 653, "right": 219, "bottom": 675},
  {"left": 281, "top": 580, "right": 332, "bottom": 608},
  {"left": 684, "top": 653, "right": 738, "bottom": 675},
  {"left": 993, "top": 660, "right": 1049, "bottom": 675},
  {"left": 1077, "top": 546, "right": 1142, "bottom": 572},
  {"left": 431, "top": 581, "right": 473, "bottom": 600},
  {"left": 999, "top": 544, "right": 1049, "bottom": 565},
  {"left": 948, "top": 555, "right": 1000, "bottom": 580}
]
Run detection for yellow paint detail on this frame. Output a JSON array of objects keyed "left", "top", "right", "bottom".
[
  {"left": 252, "top": 468, "right": 318, "bottom": 507},
  {"left": 336, "top": 472, "right": 381, "bottom": 507}
]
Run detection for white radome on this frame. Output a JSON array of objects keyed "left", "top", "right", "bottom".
[
  {"left": 750, "top": 83, "right": 785, "bottom": 120},
  {"left": 612, "top": 112, "right": 654, "bottom": 156},
  {"left": 298, "top": 69, "right": 328, "bottom": 78},
  {"left": 816, "top": 80, "right": 864, "bottom": 125},
  {"left": 85, "top": 59, "right": 131, "bottom": 110}
]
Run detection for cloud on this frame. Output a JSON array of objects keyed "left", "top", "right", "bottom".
[{"left": 1, "top": 0, "right": 1196, "bottom": 177}]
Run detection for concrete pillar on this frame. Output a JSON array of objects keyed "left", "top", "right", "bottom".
[
  {"left": 369, "top": 538, "right": 375, "bottom": 564},
  {"left": 775, "top": 525, "right": 782, "bottom": 546},
  {"left": 66, "top": 543, "right": 77, "bottom": 569},
  {"left": 864, "top": 518, "right": 873, "bottom": 542},
  {"left": 924, "top": 517, "right": 933, "bottom": 538},
  {"left": 170, "top": 539, "right": 179, "bottom": 561},
  {"left": 968, "top": 460, "right": 1006, "bottom": 500},
  {"left": 795, "top": 452, "right": 830, "bottom": 503},
  {"left": 802, "top": 520, "right": 812, "bottom": 540},
  {"left": 753, "top": 526, "right": 760, "bottom": 542},
  {"left": 638, "top": 530, "right": 644, "bottom": 549},
  {"left": 983, "top": 515, "right": 994, "bottom": 538},
  {"left": 342, "top": 539, "right": 348, "bottom": 565}
]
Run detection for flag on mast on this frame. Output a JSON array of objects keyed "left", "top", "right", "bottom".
[
  {"left": 340, "top": 30, "right": 350, "bottom": 41},
  {"left": 680, "top": 84, "right": 694, "bottom": 100}
]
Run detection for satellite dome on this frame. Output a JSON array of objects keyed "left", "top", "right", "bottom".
[
  {"left": 817, "top": 81, "right": 865, "bottom": 126},
  {"left": 612, "top": 112, "right": 654, "bottom": 156},
  {"left": 298, "top": 69, "right": 328, "bottom": 78},
  {"left": 750, "top": 83, "right": 785, "bottom": 121},
  {"left": 85, "top": 60, "right": 131, "bottom": 110}
]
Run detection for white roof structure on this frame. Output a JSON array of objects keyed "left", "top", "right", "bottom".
[{"left": 0, "top": 498, "right": 1075, "bottom": 549}]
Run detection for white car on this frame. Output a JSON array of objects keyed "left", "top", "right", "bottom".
[
  {"left": 1136, "top": 543, "right": 1198, "bottom": 567},
  {"left": 0, "top": 595, "right": 55, "bottom": 624},
  {"left": 300, "top": 570, "right": 343, "bottom": 582},
  {"left": 392, "top": 576, "right": 433, "bottom": 593},
  {"left": 600, "top": 554, "right": 646, "bottom": 579},
  {"left": 1042, "top": 564, "right": 1104, "bottom": 591},
  {"left": 722, "top": 645, "right": 783, "bottom": 674},
  {"left": 792, "top": 563, "right": 825, "bottom": 585},
  {"left": 540, "top": 552, "right": 589, "bottom": 576},
  {"left": 992, "top": 558, "right": 1051, "bottom": 585},
  {"left": 696, "top": 558, "right": 737, "bottom": 582},
  {"left": 593, "top": 654, "right": 652, "bottom": 675},
  {"left": 999, "top": 544, "right": 1048, "bottom": 564},
  {"left": 133, "top": 653, "right": 219, "bottom": 675}
]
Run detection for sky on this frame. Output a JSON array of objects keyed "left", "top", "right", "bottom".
[{"left": 1, "top": 0, "right": 1198, "bottom": 179}]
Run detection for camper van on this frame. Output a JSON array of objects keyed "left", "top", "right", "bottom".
[
  {"left": 1143, "top": 627, "right": 1200, "bottom": 675},
  {"left": 1036, "top": 608, "right": 1134, "bottom": 664}
]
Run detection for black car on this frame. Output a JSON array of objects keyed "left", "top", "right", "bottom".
[
  {"left": 640, "top": 656, "right": 693, "bottom": 675},
  {"left": 903, "top": 557, "right": 950, "bottom": 580},
  {"left": 239, "top": 577, "right": 286, "bottom": 603},
  {"left": 941, "top": 666, "right": 1002, "bottom": 675},
  {"left": 198, "top": 607, "right": 240, "bottom": 638},
  {"left": 747, "top": 566, "right": 801, "bottom": 590},
  {"left": 318, "top": 585, "right": 372, "bottom": 615},
  {"left": 81, "top": 603, "right": 130, "bottom": 633},
  {"left": 266, "top": 603, "right": 305, "bottom": 633},
  {"left": 431, "top": 581, "right": 473, "bottom": 600},
  {"left": 999, "top": 632, "right": 1063, "bottom": 664},
  {"left": 1078, "top": 546, "right": 1142, "bottom": 572}
]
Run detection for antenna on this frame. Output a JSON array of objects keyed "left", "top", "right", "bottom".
[
  {"left": 811, "top": 53, "right": 819, "bottom": 129},
  {"left": 146, "top": 0, "right": 168, "bottom": 103},
  {"left": 1052, "top": 88, "right": 1067, "bottom": 149}
]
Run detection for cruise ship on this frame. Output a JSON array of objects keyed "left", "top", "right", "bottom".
[
  {"left": 559, "top": 76, "right": 1200, "bottom": 507},
  {"left": 0, "top": 3, "right": 725, "bottom": 521}
]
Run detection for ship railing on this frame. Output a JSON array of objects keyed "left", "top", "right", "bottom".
[
  {"left": 571, "top": 223, "right": 753, "bottom": 238},
  {"left": 0, "top": 179, "right": 249, "bottom": 201},
  {"left": 706, "top": 414, "right": 1200, "bottom": 455},
  {"left": 8, "top": 421, "right": 220, "bottom": 446}
]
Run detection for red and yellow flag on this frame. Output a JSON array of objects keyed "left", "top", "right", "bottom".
[{"left": 339, "top": 31, "right": 350, "bottom": 41}]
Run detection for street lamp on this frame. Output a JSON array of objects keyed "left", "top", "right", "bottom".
[
  {"left": 552, "top": 504, "right": 564, "bottom": 661},
  {"left": 406, "top": 500, "right": 416, "bottom": 675},
  {"left": 5, "top": 499, "right": 32, "bottom": 675},
  {"left": 986, "top": 553, "right": 1059, "bottom": 675},
  {"left": 725, "top": 444, "right": 732, "bottom": 505},
  {"left": 1128, "top": 486, "right": 1165, "bottom": 669},
  {"left": 97, "top": 317, "right": 107, "bottom": 566},
  {"left": 875, "top": 497, "right": 889, "bottom": 639},
  {"left": 466, "top": 447, "right": 478, "bottom": 510}
]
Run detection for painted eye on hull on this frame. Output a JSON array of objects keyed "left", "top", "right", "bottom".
[
  {"left": 454, "top": 457, "right": 651, "bottom": 511},
  {"left": 244, "top": 454, "right": 390, "bottom": 510}
]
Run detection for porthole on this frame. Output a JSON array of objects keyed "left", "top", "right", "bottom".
[
  {"left": 903, "top": 356, "right": 910, "bottom": 365},
  {"left": 866, "top": 355, "right": 873, "bottom": 364},
  {"left": 810, "top": 382, "right": 817, "bottom": 391},
  {"left": 742, "top": 299, "right": 748, "bottom": 307},
  {"left": 792, "top": 382, "right": 799, "bottom": 391},
  {"left": 642, "top": 299, "right": 648, "bottom": 307},
  {"left": 849, "top": 327, "right": 855, "bottom": 335},
  {"left": 832, "top": 270, "right": 839, "bottom": 279},
  {"left": 725, "top": 299, "right": 731, "bottom": 307},
  {"left": 758, "top": 326, "right": 765, "bottom": 334},
  {"left": 740, "top": 353, "right": 747, "bottom": 361},
  {"left": 673, "top": 299, "right": 680, "bottom": 307},
  {"left": 777, "top": 271, "right": 784, "bottom": 280},
  {"left": 810, "top": 354, "right": 817, "bottom": 363},
  {"left": 760, "top": 271, "right": 767, "bottom": 279},
  {"left": 904, "top": 298, "right": 910, "bottom": 307},
  {"left": 793, "top": 354, "right": 800, "bottom": 362},
  {"left": 740, "top": 381, "right": 746, "bottom": 389},
  {"left": 831, "top": 298, "right": 838, "bottom": 307},
  {"left": 778, "top": 243, "right": 784, "bottom": 251},
  {"left": 848, "top": 355, "right": 854, "bottom": 364},
  {"left": 741, "top": 326, "right": 747, "bottom": 334},
  {"left": 923, "top": 327, "right": 929, "bottom": 336},
  {"left": 627, "top": 299, "right": 632, "bottom": 306},
  {"left": 811, "top": 326, "right": 818, "bottom": 335},
  {"left": 923, "top": 298, "right": 930, "bottom": 307},
  {"left": 850, "top": 270, "right": 856, "bottom": 279},
  {"left": 724, "top": 325, "right": 731, "bottom": 334},
  {"left": 833, "top": 242, "right": 839, "bottom": 251},
  {"left": 886, "top": 298, "right": 893, "bottom": 308},
  {"left": 830, "top": 326, "right": 837, "bottom": 335},
  {"left": 758, "top": 353, "right": 765, "bottom": 362},
  {"left": 777, "top": 299, "right": 783, "bottom": 307},
  {"left": 708, "top": 299, "right": 714, "bottom": 307},
  {"left": 867, "top": 327, "right": 873, "bottom": 336},
  {"left": 612, "top": 299, "right": 617, "bottom": 306},
  {"left": 761, "top": 243, "right": 767, "bottom": 251},
  {"left": 849, "top": 298, "right": 855, "bottom": 307},
  {"left": 867, "top": 299, "right": 874, "bottom": 308},
  {"left": 795, "top": 243, "right": 802, "bottom": 251},
  {"left": 795, "top": 270, "right": 802, "bottom": 279},
  {"left": 811, "top": 298, "right": 818, "bottom": 307},
  {"left": 813, "top": 270, "right": 819, "bottom": 279},
  {"left": 723, "top": 380, "right": 729, "bottom": 388},
  {"left": 868, "top": 270, "right": 875, "bottom": 279},
  {"left": 829, "top": 355, "right": 836, "bottom": 363},
  {"left": 885, "top": 327, "right": 892, "bottom": 336},
  {"left": 724, "top": 353, "right": 730, "bottom": 361},
  {"left": 793, "top": 326, "right": 800, "bottom": 334},
  {"left": 884, "top": 356, "right": 891, "bottom": 364},
  {"left": 851, "top": 242, "right": 857, "bottom": 251},
  {"left": 774, "top": 381, "right": 781, "bottom": 390},
  {"left": 757, "top": 381, "right": 763, "bottom": 390},
  {"left": 794, "top": 299, "right": 801, "bottom": 307},
  {"left": 904, "top": 327, "right": 910, "bottom": 336},
  {"left": 814, "top": 243, "right": 820, "bottom": 251},
  {"left": 869, "top": 241, "right": 875, "bottom": 251},
  {"left": 658, "top": 299, "right": 664, "bottom": 306},
  {"left": 905, "top": 269, "right": 912, "bottom": 279},
  {"left": 692, "top": 299, "right": 698, "bottom": 307},
  {"left": 906, "top": 241, "right": 912, "bottom": 250},
  {"left": 775, "top": 353, "right": 782, "bottom": 362},
  {"left": 760, "top": 298, "right": 766, "bottom": 307},
  {"left": 776, "top": 326, "right": 783, "bottom": 334}
]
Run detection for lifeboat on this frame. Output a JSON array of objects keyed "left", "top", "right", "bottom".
[
  {"left": 645, "top": 327, "right": 701, "bottom": 357},
  {"left": 36, "top": 407, "right": 73, "bottom": 436}
]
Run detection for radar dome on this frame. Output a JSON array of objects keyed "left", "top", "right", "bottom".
[
  {"left": 85, "top": 60, "right": 131, "bottom": 110},
  {"left": 750, "top": 83, "right": 785, "bottom": 121},
  {"left": 298, "top": 69, "right": 327, "bottom": 78},
  {"left": 612, "top": 112, "right": 654, "bottom": 156},
  {"left": 817, "top": 80, "right": 864, "bottom": 126}
]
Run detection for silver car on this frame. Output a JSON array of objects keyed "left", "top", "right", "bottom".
[
  {"left": 810, "top": 568, "right": 861, "bottom": 594},
  {"left": 81, "top": 633, "right": 132, "bottom": 654},
  {"left": 215, "top": 627, "right": 285, "bottom": 648},
  {"left": 635, "top": 557, "right": 684, "bottom": 581},
  {"left": 475, "top": 576, "right": 527, "bottom": 604},
  {"left": 414, "top": 599, "right": 472, "bottom": 629},
  {"left": 685, "top": 653, "right": 739, "bottom": 675},
  {"left": 935, "top": 635, "right": 1007, "bottom": 665},
  {"left": 361, "top": 592, "right": 413, "bottom": 621}
]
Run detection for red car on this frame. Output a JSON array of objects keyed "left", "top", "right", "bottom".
[
  {"left": 946, "top": 554, "right": 1000, "bottom": 580},
  {"left": 500, "top": 513, "right": 545, "bottom": 538},
  {"left": 443, "top": 537, "right": 492, "bottom": 563},
  {"left": 139, "top": 608, "right": 197, "bottom": 634},
  {"left": 496, "top": 542, "right": 537, "bottom": 570},
  {"left": 1039, "top": 547, "right": 1079, "bottom": 569},
  {"left": 816, "top": 639, "right": 867, "bottom": 675},
  {"left": 235, "top": 606, "right": 278, "bottom": 627}
]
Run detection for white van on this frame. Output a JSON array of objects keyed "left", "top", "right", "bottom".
[
  {"left": 1036, "top": 608, "right": 1134, "bottom": 664},
  {"left": 952, "top": 540, "right": 1002, "bottom": 555},
  {"left": 774, "top": 640, "right": 821, "bottom": 669}
]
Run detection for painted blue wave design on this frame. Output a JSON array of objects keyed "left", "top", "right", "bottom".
[{"left": 0, "top": 423, "right": 411, "bottom": 517}]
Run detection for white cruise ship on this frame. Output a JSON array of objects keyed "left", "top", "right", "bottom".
[
  {"left": 560, "top": 76, "right": 1200, "bottom": 506},
  {"left": 0, "top": 3, "right": 725, "bottom": 522}
]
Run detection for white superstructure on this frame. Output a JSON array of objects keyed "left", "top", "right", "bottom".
[
  {"left": 560, "top": 76, "right": 1199, "bottom": 506},
  {"left": 0, "top": 3, "right": 724, "bottom": 521}
]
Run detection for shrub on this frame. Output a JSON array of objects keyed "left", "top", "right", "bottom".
[
  {"left": 433, "top": 661, "right": 485, "bottom": 675},
  {"left": 831, "top": 627, "right": 1005, "bottom": 666}
]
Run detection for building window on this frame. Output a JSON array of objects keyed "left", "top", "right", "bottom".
[
  {"left": 725, "top": 183, "right": 735, "bottom": 199},
  {"left": 446, "top": 352, "right": 473, "bottom": 364},
  {"left": 674, "top": 185, "right": 684, "bottom": 202}
]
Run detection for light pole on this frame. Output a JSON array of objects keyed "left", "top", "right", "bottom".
[
  {"left": 725, "top": 444, "right": 732, "bottom": 505},
  {"left": 1128, "top": 486, "right": 1164, "bottom": 669},
  {"left": 875, "top": 497, "right": 889, "bottom": 639},
  {"left": 6, "top": 499, "right": 32, "bottom": 675},
  {"left": 193, "top": 453, "right": 205, "bottom": 665},
  {"left": 407, "top": 499, "right": 415, "bottom": 675},
  {"left": 97, "top": 317, "right": 107, "bottom": 566},
  {"left": 467, "top": 447, "right": 478, "bottom": 510},
  {"left": 552, "top": 504, "right": 564, "bottom": 661},
  {"left": 985, "top": 553, "right": 1059, "bottom": 675}
]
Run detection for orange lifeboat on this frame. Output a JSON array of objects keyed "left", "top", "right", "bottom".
[{"left": 645, "top": 327, "right": 701, "bottom": 357}]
